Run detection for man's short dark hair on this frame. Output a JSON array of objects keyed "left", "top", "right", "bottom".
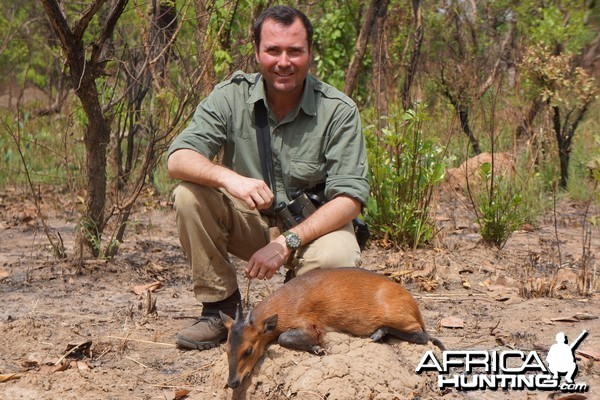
[{"left": 253, "top": 5, "right": 313, "bottom": 49}]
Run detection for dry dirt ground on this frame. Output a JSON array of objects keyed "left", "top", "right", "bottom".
[{"left": 1, "top": 185, "right": 599, "bottom": 400}]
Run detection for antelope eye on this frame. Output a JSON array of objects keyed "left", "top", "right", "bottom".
[{"left": 244, "top": 347, "right": 253, "bottom": 357}]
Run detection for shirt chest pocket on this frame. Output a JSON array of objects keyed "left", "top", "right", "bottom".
[{"left": 290, "top": 157, "right": 326, "bottom": 190}]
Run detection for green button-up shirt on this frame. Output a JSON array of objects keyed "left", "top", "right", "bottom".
[{"left": 168, "top": 71, "right": 369, "bottom": 205}]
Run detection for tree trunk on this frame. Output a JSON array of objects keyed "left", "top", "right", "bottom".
[
  {"left": 41, "top": 0, "right": 128, "bottom": 257},
  {"left": 78, "top": 85, "right": 111, "bottom": 257},
  {"left": 553, "top": 106, "right": 569, "bottom": 188},
  {"left": 440, "top": 73, "right": 482, "bottom": 156},
  {"left": 458, "top": 106, "right": 481, "bottom": 155},
  {"left": 194, "top": 0, "right": 217, "bottom": 93},
  {"left": 401, "top": 0, "right": 423, "bottom": 110},
  {"left": 371, "top": 0, "right": 389, "bottom": 138},
  {"left": 552, "top": 100, "right": 591, "bottom": 189},
  {"left": 344, "top": 0, "right": 388, "bottom": 96},
  {"left": 148, "top": 0, "right": 178, "bottom": 88},
  {"left": 516, "top": 98, "right": 543, "bottom": 138},
  {"left": 557, "top": 146, "right": 570, "bottom": 190}
]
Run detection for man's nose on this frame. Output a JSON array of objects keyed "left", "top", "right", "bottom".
[{"left": 277, "top": 52, "right": 291, "bottom": 67}]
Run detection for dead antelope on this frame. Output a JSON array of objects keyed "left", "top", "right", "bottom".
[{"left": 220, "top": 267, "right": 444, "bottom": 388}]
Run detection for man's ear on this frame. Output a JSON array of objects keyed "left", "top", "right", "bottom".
[
  {"left": 220, "top": 311, "right": 234, "bottom": 331},
  {"left": 262, "top": 314, "right": 278, "bottom": 333}
]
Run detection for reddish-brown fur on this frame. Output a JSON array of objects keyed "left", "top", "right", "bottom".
[
  {"left": 256, "top": 267, "right": 424, "bottom": 336},
  {"left": 221, "top": 267, "right": 443, "bottom": 388}
]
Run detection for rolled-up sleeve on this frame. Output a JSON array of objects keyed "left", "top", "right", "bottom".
[
  {"left": 324, "top": 103, "right": 369, "bottom": 205},
  {"left": 167, "top": 89, "right": 230, "bottom": 160}
]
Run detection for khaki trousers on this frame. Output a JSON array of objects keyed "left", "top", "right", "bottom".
[{"left": 172, "top": 182, "right": 361, "bottom": 303}]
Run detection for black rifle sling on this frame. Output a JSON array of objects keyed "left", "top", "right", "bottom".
[{"left": 254, "top": 100, "right": 276, "bottom": 199}]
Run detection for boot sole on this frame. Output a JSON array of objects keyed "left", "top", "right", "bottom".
[{"left": 175, "top": 336, "right": 223, "bottom": 351}]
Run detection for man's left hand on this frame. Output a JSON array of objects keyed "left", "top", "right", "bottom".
[{"left": 245, "top": 236, "right": 291, "bottom": 280}]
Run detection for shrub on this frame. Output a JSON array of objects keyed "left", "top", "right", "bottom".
[
  {"left": 365, "top": 105, "right": 445, "bottom": 248},
  {"left": 471, "top": 162, "right": 526, "bottom": 248},
  {"left": 468, "top": 157, "right": 546, "bottom": 249}
]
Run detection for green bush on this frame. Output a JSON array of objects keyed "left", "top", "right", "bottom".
[
  {"left": 365, "top": 105, "right": 445, "bottom": 248},
  {"left": 472, "top": 162, "right": 526, "bottom": 248},
  {"left": 469, "top": 157, "right": 548, "bottom": 249}
]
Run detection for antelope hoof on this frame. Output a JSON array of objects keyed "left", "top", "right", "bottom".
[{"left": 370, "top": 328, "right": 387, "bottom": 341}]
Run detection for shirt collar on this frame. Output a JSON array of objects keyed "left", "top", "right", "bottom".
[{"left": 247, "top": 74, "right": 318, "bottom": 117}]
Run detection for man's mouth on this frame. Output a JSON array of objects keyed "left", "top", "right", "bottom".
[{"left": 274, "top": 70, "right": 293, "bottom": 78}]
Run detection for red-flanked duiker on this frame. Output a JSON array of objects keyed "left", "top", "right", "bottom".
[{"left": 220, "top": 267, "right": 445, "bottom": 388}]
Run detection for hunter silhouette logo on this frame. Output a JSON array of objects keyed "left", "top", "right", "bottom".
[
  {"left": 416, "top": 330, "right": 589, "bottom": 392},
  {"left": 546, "top": 330, "right": 588, "bottom": 384}
]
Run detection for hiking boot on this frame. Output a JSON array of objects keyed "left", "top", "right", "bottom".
[
  {"left": 175, "top": 315, "right": 227, "bottom": 350},
  {"left": 176, "top": 289, "right": 241, "bottom": 350}
]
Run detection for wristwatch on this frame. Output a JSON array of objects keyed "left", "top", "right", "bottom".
[{"left": 282, "top": 231, "right": 301, "bottom": 250}]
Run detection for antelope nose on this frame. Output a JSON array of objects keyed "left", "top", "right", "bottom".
[{"left": 227, "top": 379, "right": 240, "bottom": 389}]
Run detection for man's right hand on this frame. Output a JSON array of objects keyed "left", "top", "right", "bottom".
[
  {"left": 223, "top": 176, "right": 274, "bottom": 210},
  {"left": 168, "top": 149, "right": 274, "bottom": 210}
]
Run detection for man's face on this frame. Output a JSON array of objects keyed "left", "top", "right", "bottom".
[{"left": 255, "top": 17, "right": 312, "bottom": 99}]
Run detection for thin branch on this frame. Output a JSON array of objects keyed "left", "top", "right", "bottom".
[
  {"left": 476, "top": 21, "right": 514, "bottom": 99},
  {"left": 99, "top": 0, "right": 129, "bottom": 45},
  {"left": 73, "top": 0, "right": 109, "bottom": 40},
  {"left": 552, "top": 189, "right": 563, "bottom": 268},
  {"left": 1, "top": 115, "right": 66, "bottom": 259},
  {"left": 91, "top": 0, "right": 129, "bottom": 66}
]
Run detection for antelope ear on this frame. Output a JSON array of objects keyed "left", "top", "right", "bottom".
[
  {"left": 262, "top": 314, "right": 278, "bottom": 333},
  {"left": 220, "top": 311, "right": 234, "bottom": 331},
  {"left": 235, "top": 303, "right": 244, "bottom": 321}
]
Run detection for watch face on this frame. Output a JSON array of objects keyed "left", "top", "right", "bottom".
[{"left": 285, "top": 232, "right": 301, "bottom": 249}]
